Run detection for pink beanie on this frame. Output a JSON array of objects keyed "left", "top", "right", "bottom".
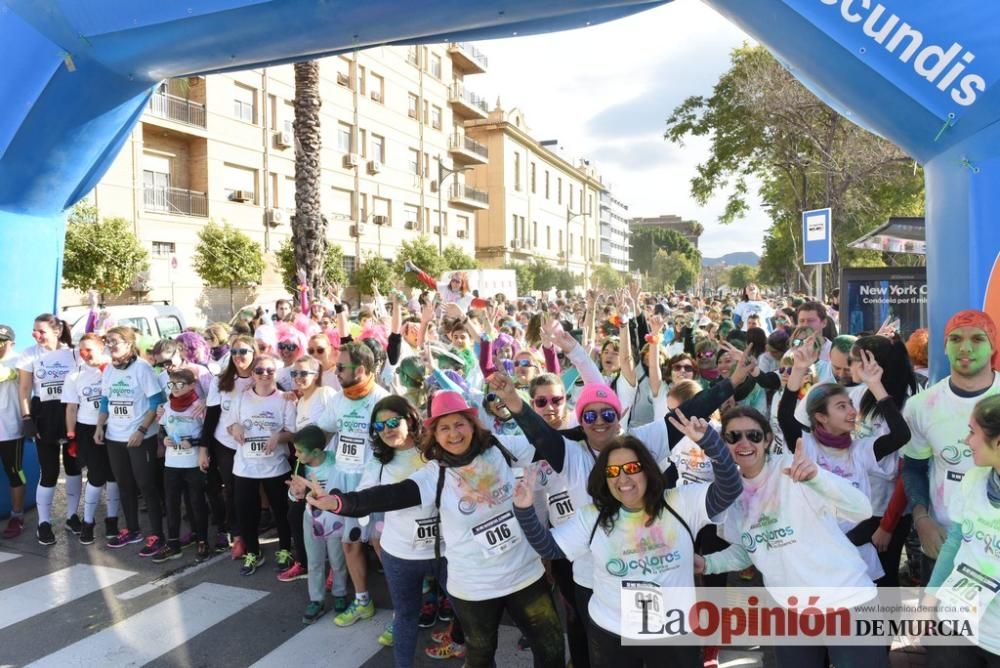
[{"left": 575, "top": 383, "right": 623, "bottom": 424}]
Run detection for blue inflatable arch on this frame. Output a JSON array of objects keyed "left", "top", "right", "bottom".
[{"left": 2, "top": 0, "right": 999, "bottom": 384}]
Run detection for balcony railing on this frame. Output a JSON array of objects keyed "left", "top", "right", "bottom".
[
  {"left": 449, "top": 133, "right": 488, "bottom": 159},
  {"left": 147, "top": 91, "right": 206, "bottom": 128},
  {"left": 143, "top": 186, "right": 208, "bottom": 217},
  {"left": 450, "top": 182, "right": 489, "bottom": 205},
  {"left": 448, "top": 84, "right": 489, "bottom": 116},
  {"left": 448, "top": 42, "right": 488, "bottom": 72}
]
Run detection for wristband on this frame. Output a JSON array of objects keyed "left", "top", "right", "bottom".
[
  {"left": 137, "top": 425, "right": 148, "bottom": 435},
  {"left": 334, "top": 304, "right": 345, "bottom": 314}
]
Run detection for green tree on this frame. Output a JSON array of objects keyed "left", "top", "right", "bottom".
[
  {"left": 591, "top": 263, "right": 624, "bottom": 291},
  {"left": 354, "top": 252, "right": 399, "bottom": 296},
  {"left": 395, "top": 236, "right": 446, "bottom": 289},
  {"left": 275, "top": 237, "right": 346, "bottom": 295},
  {"left": 192, "top": 221, "right": 266, "bottom": 316},
  {"left": 529, "top": 260, "right": 577, "bottom": 292},
  {"left": 650, "top": 250, "right": 699, "bottom": 292},
  {"left": 442, "top": 244, "right": 480, "bottom": 271},
  {"left": 629, "top": 227, "right": 701, "bottom": 277},
  {"left": 62, "top": 204, "right": 150, "bottom": 297},
  {"left": 726, "top": 264, "right": 758, "bottom": 290},
  {"left": 505, "top": 262, "right": 535, "bottom": 295}
]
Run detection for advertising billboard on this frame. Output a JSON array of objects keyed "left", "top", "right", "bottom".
[{"left": 840, "top": 267, "right": 927, "bottom": 338}]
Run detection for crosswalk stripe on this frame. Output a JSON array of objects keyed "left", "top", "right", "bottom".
[
  {"left": 26, "top": 582, "right": 268, "bottom": 667},
  {"left": 0, "top": 564, "right": 136, "bottom": 632},
  {"left": 0, "top": 551, "right": 19, "bottom": 564},
  {"left": 116, "top": 552, "right": 228, "bottom": 601},
  {"left": 250, "top": 608, "right": 393, "bottom": 667}
]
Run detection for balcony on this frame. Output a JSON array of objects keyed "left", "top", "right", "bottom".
[
  {"left": 448, "top": 133, "right": 488, "bottom": 165},
  {"left": 448, "top": 84, "right": 489, "bottom": 119},
  {"left": 143, "top": 186, "right": 208, "bottom": 217},
  {"left": 449, "top": 183, "right": 489, "bottom": 210},
  {"left": 147, "top": 91, "right": 206, "bottom": 128},
  {"left": 448, "top": 42, "right": 488, "bottom": 74}
]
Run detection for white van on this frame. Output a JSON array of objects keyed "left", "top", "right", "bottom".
[{"left": 62, "top": 303, "right": 188, "bottom": 343}]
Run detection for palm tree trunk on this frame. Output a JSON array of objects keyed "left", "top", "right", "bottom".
[{"left": 293, "top": 61, "right": 326, "bottom": 296}]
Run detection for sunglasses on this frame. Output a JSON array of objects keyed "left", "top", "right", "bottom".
[
  {"left": 157, "top": 358, "right": 179, "bottom": 370},
  {"left": 231, "top": 348, "right": 253, "bottom": 357},
  {"left": 253, "top": 367, "right": 276, "bottom": 376},
  {"left": 165, "top": 381, "right": 189, "bottom": 390},
  {"left": 723, "top": 429, "right": 765, "bottom": 445},
  {"left": 582, "top": 408, "right": 619, "bottom": 425},
  {"left": 532, "top": 395, "right": 565, "bottom": 409},
  {"left": 336, "top": 363, "right": 358, "bottom": 372},
  {"left": 373, "top": 416, "right": 403, "bottom": 432},
  {"left": 277, "top": 342, "right": 299, "bottom": 352},
  {"left": 485, "top": 392, "right": 504, "bottom": 404},
  {"left": 289, "top": 370, "right": 317, "bottom": 379},
  {"left": 514, "top": 359, "right": 536, "bottom": 368},
  {"left": 698, "top": 351, "right": 716, "bottom": 359},
  {"left": 779, "top": 367, "right": 793, "bottom": 376},
  {"left": 307, "top": 347, "right": 327, "bottom": 355},
  {"left": 605, "top": 461, "right": 642, "bottom": 478},
  {"left": 671, "top": 364, "right": 694, "bottom": 372},
  {"left": 310, "top": 506, "right": 344, "bottom": 538}
]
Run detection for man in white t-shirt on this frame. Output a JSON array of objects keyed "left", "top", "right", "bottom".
[
  {"left": 0, "top": 325, "right": 25, "bottom": 538},
  {"left": 902, "top": 309, "right": 1000, "bottom": 584},
  {"left": 796, "top": 301, "right": 833, "bottom": 362}
]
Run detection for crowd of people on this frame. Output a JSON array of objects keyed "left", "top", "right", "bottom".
[{"left": 1, "top": 272, "right": 999, "bottom": 668}]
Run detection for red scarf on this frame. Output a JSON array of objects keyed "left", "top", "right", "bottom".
[
  {"left": 169, "top": 389, "right": 199, "bottom": 412},
  {"left": 813, "top": 425, "right": 852, "bottom": 450},
  {"left": 343, "top": 374, "right": 376, "bottom": 401}
]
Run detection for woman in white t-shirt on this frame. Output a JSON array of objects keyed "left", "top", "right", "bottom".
[
  {"left": 732, "top": 284, "right": 775, "bottom": 333},
  {"left": 308, "top": 390, "right": 565, "bottom": 668}
]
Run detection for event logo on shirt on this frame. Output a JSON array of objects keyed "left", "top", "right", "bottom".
[
  {"left": 35, "top": 362, "right": 69, "bottom": 380},
  {"left": 457, "top": 480, "right": 514, "bottom": 516},
  {"left": 960, "top": 517, "right": 1000, "bottom": 558},
  {"left": 242, "top": 411, "right": 278, "bottom": 432},
  {"left": 341, "top": 407, "right": 370, "bottom": 434},
  {"left": 606, "top": 548, "right": 683, "bottom": 577},
  {"left": 941, "top": 444, "right": 972, "bottom": 466},
  {"left": 740, "top": 513, "right": 796, "bottom": 553},
  {"left": 107, "top": 379, "right": 134, "bottom": 399}
]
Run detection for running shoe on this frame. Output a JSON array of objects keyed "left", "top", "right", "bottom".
[
  {"left": 213, "top": 531, "right": 230, "bottom": 553},
  {"left": 196, "top": 541, "right": 211, "bottom": 561},
  {"left": 151, "top": 544, "right": 183, "bottom": 563},
  {"left": 377, "top": 623, "right": 394, "bottom": 647},
  {"left": 104, "top": 517, "right": 119, "bottom": 539},
  {"left": 79, "top": 521, "right": 96, "bottom": 545},
  {"left": 334, "top": 599, "right": 375, "bottom": 627},
  {"left": 65, "top": 514, "right": 83, "bottom": 535},
  {"left": 240, "top": 552, "right": 265, "bottom": 576},
  {"left": 277, "top": 562, "right": 308, "bottom": 582},
  {"left": 230, "top": 536, "right": 246, "bottom": 560},
  {"left": 425, "top": 638, "right": 465, "bottom": 660},
  {"left": 138, "top": 535, "right": 164, "bottom": 558},
  {"left": 36, "top": 522, "right": 56, "bottom": 546},
  {"left": 107, "top": 529, "right": 143, "bottom": 549},
  {"left": 302, "top": 601, "right": 325, "bottom": 625},
  {"left": 437, "top": 596, "right": 454, "bottom": 623},
  {"left": 418, "top": 601, "right": 437, "bottom": 628},
  {"left": 703, "top": 645, "right": 721, "bottom": 668},
  {"left": 333, "top": 596, "right": 349, "bottom": 613},
  {"left": 430, "top": 629, "right": 453, "bottom": 644},
  {"left": 274, "top": 549, "right": 295, "bottom": 571},
  {"left": 2, "top": 516, "right": 23, "bottom": 539}
]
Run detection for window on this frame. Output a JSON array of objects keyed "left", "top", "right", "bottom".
[
  {"left": 269, "top": 172, "right": 279, "bottom": 208},
  {"left": 336, "top": 57, "right": 352, "bottom": 88},
  {"left": 342, "top": 255, "right": 357, "bottom": 278},
  {"left": 404, "top": 204, "right": 419, "bottom": 230},
  {"left": 458, "top": 215, "right": 470, "bottom": 239},
  {"left": 559, "top": 229, "right": 564, "bottom": 252},
  {"left": 331, "top": 187, "right": 353, "bottom": 220},
  {"left": 408, "top": 93, "right": 419, "bottom": 120},
  {"left": 357, "top": 65, "right": 366, "bottom": 96},
  {"left": 232, "top": 84, "right": 256, "bottom": 123},
  {"left": 580, "top": 189, "right": 585, "bottom": 211},
  {"left": 580, "top": 235, "right": 584, "bottom": 255},
  {"left": 511, "top": 214, "right": 518, "bottom": 243},
  {"left": 152, "top": 241, "right": 175, "bottom": 257},
  {"left": 359, "top": 193, "right": 367, "bottom": 222},
  {"left": 156, "top": 316, "right": 182, "bottom": 339},
  {"left": 430, "top": 53, "right": 442, "bottom": 79},
  {"left": 224, "top": 163, "right": 257, "bottom": 203},
  {"left": 425, "top": 153, "right": 431, "bottom": 180},
  {"left": 358, "top": 128, "right": 367, "bottom": 159},
  {"left": 570, "top": 233, "right": 574, "bottom": 254},
  {"left": 569, "top": 183, "right": 574, "bottom": 208},
  {"left": 370, "top": 74, "right": 384, "bottom": 103},
  {"left": 372, "top": 196, "right": 391, "bottom": 225},
  {"left": 530, "top": 163, "right": 536, "bottom": 194},
  {"left": 406, "top": 46, "right": 418, "bottom": 66},
  {"left": 120, "top": 318, "right": 152, "bottom": 337},
  {"left": 283, "top": 176, "right": 295, "bottom": 210},
  {"left": 371, "top": 134, "right": 385, "bottom": 163},
  {"left": 268, "top": 94, "right": 278, "bottom": 130},
  {"left": 431, "top": 105, "right": 442, "bottom": 130},
  {"left": 532, "top": 221, "right": 538, "bottom": 247},
  {"left": 142, "top": 153, "right": 171, "bottom": 212},
  {"left": 546, "top": 226, "right": 551, "bottom": 250},
  {"left": 514, "top": 152, "right": 521, "bottom": 191},
  {"left": 337, "top": 122, "right": 353, "bottom": 153},
  {"left": 423, "top": 100, "right": 429, "bottom": 126},
  {"left": 408, "top": 148, "right": 420, "bottom": 175},
  {"left": 557, "top": 177, "right": 563, "bottom": 204},
  {"left": 544, "top": 171, "right": 550, "bottom": 199}
]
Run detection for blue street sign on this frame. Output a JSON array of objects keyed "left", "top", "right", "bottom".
[{"left": 802, "top": 208, "right": 832, "bottom": 265}]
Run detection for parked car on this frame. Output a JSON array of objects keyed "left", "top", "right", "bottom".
[{"left": 62, "top": 303, "right": 188, "bottom": 344}]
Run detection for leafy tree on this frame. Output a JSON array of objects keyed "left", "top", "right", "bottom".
[
  {"left": 354, "top": 252, "right": 399, "bottom": 296},
  {"left": 629, "top": 227, "right": 700, "bottom": 277},
  {"left": 62, "top": 203, "right": 150, "bottom": 297},
  {"left": 591, "top": 263, "right": 625, "bottom": 291},
  {"left": 529, "top": 260, "right": 577, "bottom": 292},
  {"left": 395, "top": 236, "right": 446, "bottom": 289},
  {"left": 726, "top": 264, "right": 758, "bottom": 290},
  {"left": 276, "top": 237, "right": 346, "bottom": 295},
  {"left": 192, "top": 221, "right": 266, "bottom": 316},
  {"left": 442, "top": 244, "right": 480, "bottom": 271},
  {"left": 649, "top": 250, "right": 699, "bottom": 292},
  {"left": 505, "top": 262, "right": 535, "bottom": 295}
]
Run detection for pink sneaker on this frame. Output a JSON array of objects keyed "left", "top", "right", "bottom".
[
  {"left": 2, "top": 516, "right": 24, "bottom": 539},
  {"left": 230, "top": 536, "right": 246, "bottom": 560},
  {"left": 277, "top": 561, "right": 308, "bottom": 582}
]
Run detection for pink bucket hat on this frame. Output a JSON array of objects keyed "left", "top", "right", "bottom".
[
  {"left": 575, "top": 383, "right": 623, "bottom": 424},
  {"left": 424, "top": 390, "right": 479, "bottom": 428}
]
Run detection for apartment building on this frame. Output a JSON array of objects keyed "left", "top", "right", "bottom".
[
  {"left": 464, "top": 108, "right": 604, "bottom": 286},
  {"left": 81, "top": 42, "right": 490, "bottom": 322},
  {"left": 599, "top": 188, "right": 630, "bottom": 273}
]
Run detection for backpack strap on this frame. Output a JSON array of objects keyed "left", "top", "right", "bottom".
[{"left": 433, "top": 465, "right": 446, "bottom": 562}]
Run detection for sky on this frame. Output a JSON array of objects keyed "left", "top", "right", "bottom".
[{"left": 469, "top": 0, "right": 770, "bottom": 259}]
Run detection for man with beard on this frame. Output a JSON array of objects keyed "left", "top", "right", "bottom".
[{"left": 830, "top": 335, "right": 859, "bottom": 387}]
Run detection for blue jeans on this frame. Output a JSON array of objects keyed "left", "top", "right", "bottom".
[{"left": 380, "top": 549, "right": 447, "bottom": 668}]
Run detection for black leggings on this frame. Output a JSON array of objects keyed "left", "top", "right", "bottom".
[
  {"left": 588, "top": 619, "right": 701, "bottom": 668},
  {"left": 164, "top": 467, "right": 208, "bottom": 546},
  {"left": 448, "top": 575, "right": 565, "bottom": 668},
  {"left": 212, "top": 442, "right": 238, "bottom": 537},
  {"left": 550, "top": 559, "right": 591, "bottom": 668},
  {"left": 234, "top": 473, "right": 290, "bottom": 555},
  {"left": 875, "top": 514, "right": 913, "bottom": 587},
  {"left": 36, "top": 438, "right": 80, "bottom": 487},
  {"left": 31, "top": 399, "right": 74, "bottom": 487},
  {"left": 288, "top": 498, "right": 306, "bottom": 566},
  {"left": 0, "top": 438, "right": 24, "bottom": 488},
  {"left": 76, "top": 423, "right": 115, "bottom": 487},
  {"left": 106, "top": 437, "right": 162, "bottom": 536}
]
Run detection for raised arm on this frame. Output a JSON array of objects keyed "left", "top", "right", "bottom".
[
  {"left": 668, "top": 413, "right": 741, "bottom": 517},
  {"left": 488, "top": 372, "right": 566, "bottom": 472},
  {"left": 312, "top": 479, "right": 423, "bottom": 516},
  {"left": 852, "top": 349, "right": 911, "bottom": 459}
]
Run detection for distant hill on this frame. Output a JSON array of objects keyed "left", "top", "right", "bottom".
[{"left": 702, "top": 252, "right": 760, "bottom": 267}]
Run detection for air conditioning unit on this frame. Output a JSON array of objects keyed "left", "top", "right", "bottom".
[
  {"left": 429, "top": 181, "right": 438, "bottom": 193},
  {"left": 372, "top": 215, "right": 389, "bottom": 226},
  {"left": 457, "top": 230, "right": 467, "bottom": 239},
  {"left": 342, "top": 153, "right": 360, "bottom": 169},
  {"left": 433, "top": 225, "right": 441, "bottom": 234},
  {"left": 274, "top": 130, "right": 292, "bottom": 149},
  {"left": 404, "top": 220, "right": 416, "bottom": 230},
  {"left": 229, "top": 190, "right": 253, "bottom": 203},
  {"left": 350, "top": 223, "right": 366, "bottom": 237},
  {"left": 337, "top": 72, "right": 351, "bottom": 87},
  {"left": 367, "top": 160, "right": 382, "bottom": 175},
  {"left": 371, "top": 91, "right": 383, "bottom": 103},
  {"left": 265, "top": 208, "right": 285, "bottom": 226},
  {"left": 130, "top": 270, "right": 151, "bottom": 293}
]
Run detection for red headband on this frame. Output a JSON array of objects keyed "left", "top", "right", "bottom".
[{"left": 945, "top": 309, "right": 1000, "bottom": 371}]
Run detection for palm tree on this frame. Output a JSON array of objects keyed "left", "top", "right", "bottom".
[{"left": 292, "top": 60, "right": 327, "bottom": 296}]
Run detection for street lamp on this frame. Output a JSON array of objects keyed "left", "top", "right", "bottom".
[{"left": 437, "top": 159, "right": 471, "bottom": 254}]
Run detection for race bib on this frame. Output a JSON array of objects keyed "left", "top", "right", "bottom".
[
  {"left": 621, "top": 580, "right": 665, "bottom": 636},
  {"left": 412, "top": 517, "right": 440, "bottom": 550},
  {"left": 547, "top": 491, "right": 576, "bottom": 527},
  {"left": 109, "top": 400, "right": 134, "bottom": 420},
  {"left": 471, "top": 510, "right": 520, "bottom": 557},
  {"left": 244, "top": 437, "right": 270, "bottom": 459},
  {"left": 337, "top": 435, "right": 365, "bottom": 467},
  {"left": 936, "top": 561, "right": 1000, "bottom": 630},
  {"left": 41, "top": 381, "right": 63, "bottom": 401}
]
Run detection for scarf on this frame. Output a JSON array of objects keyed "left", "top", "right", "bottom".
[
  {"left": 813, "top": 425, "right": 852, "bottom": 449},
  {"left": 343, "top": 373, "right": 376, "bottom": 401},
  {"left": 211, "top": 344, "right": 229, "bottom": 361},
  {"left": 988, "top": 470, "right": 1000, "bottom": 509},
  {"left": 169, "top": 389, "right": 199, "bottom": 412},
  {"left": 440, "top": 437, "right": 486, "bottom": 468},
  {"left": 700, "top": 367, "right": 720, "bottom": 381},
  {"left": 112, "top": 354, "right": 136, "bottom": 370}
]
